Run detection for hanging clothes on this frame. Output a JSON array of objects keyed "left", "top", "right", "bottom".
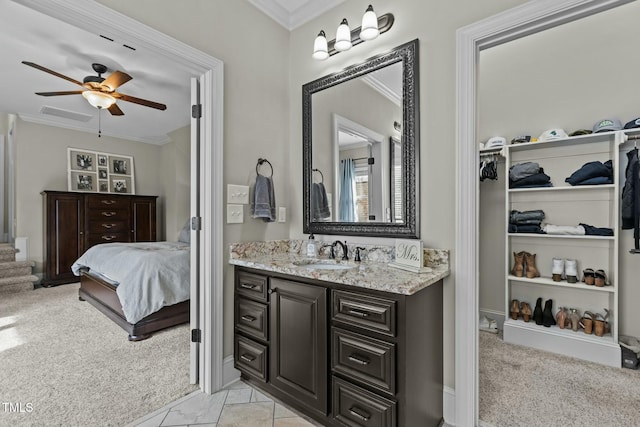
[
  {"left": 339, "top": 158, "right": 356, "bottom": 222},
  {"left": 622, "top": 148, "right": 640, "bottom": 249}
]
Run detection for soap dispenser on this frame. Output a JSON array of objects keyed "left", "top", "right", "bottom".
[{"left": 306, "top": 234, "right": 317, "bottom": 257}]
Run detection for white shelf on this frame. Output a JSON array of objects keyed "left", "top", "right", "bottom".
[
  {"left": 506, "top": 128, "right": 639, "bottom": 153},
  {"left": 509, "top": 184, "right": 614, "bottom": 193},
  {"left": 508, "top": 233, "right": 614, "bottom": 240},
  {"left": 508, "top": 275, "right": 615, "bottom": 293},
  {"left": 504, "top": 318, "right": 615, "bottom": 344}
]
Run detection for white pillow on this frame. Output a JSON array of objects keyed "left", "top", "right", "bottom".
[{"left": 178, "top": 220, "right": 190, "bottom": 243}]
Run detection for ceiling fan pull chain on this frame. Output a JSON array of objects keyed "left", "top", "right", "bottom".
[{"left": 98, "top": 107, "right": 102, "bottom": 138}]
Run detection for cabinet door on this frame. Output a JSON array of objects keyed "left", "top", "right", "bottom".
[
  {"left": 269, "top": 278, "right": 327, "bottom": 414},
  {"left": 44, "top": 193, "right": 83, "bottom": 286},
  {"left": 131, "top": 197, "right": 156, "bottom": 242}
]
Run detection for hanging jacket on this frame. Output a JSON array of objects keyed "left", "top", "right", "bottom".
[{"left": 622, "top": 149, "right": 639, "bottom": 229}]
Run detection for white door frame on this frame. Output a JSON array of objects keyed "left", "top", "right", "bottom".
[
  {"left": 14, "top": 0, "right": 225, "bottom": 394},
  {"left": 455, "top": 0, "right": 632, "bottom": 425}
]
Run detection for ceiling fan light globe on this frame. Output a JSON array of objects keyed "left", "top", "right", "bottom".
[{"left": 82, "top": 90, "right": 116, "bottom": 109}]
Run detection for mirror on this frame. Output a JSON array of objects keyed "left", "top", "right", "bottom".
[{"left": 303, "top": 39, "right": 419, "bottom": 238}]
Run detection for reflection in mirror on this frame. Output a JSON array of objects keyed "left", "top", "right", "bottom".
[{"left": 303, "top": 39, "right": 419, "bottom": 237}]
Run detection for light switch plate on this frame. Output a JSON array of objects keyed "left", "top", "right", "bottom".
[
  {"left": 227, "top": 204, "right": 244, "bottom": 224},
  {"left": 227, "top": 184, "right": 249, "bottom": 204},
  {"left": 278, "top": 207, "right": 286, "bottom": 223}
]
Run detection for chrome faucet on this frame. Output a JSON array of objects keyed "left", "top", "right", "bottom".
[{"left": 331, "top": 240, "right": 349, "bottom": 261}]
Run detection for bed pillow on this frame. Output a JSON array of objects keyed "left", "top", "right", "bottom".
[{"left": 178, "top": 220, "right": 191, "bottom": 243}]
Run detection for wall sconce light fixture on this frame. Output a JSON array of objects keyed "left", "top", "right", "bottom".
[{"left": 312, "top": 5, "right": 394, "bottom": 61}]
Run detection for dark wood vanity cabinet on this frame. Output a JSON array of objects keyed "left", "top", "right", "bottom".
[
  {"left": 234, "top": 266, "right": 444, "bottom": 427},
  {"left": 43, "top": 191, "right": 157, "bottom": 286}
]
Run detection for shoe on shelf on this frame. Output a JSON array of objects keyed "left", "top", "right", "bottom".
[
  {"left": 594, "top": 309, "right": 610, "bottom": 337},
  {"left": 620, "top": 335, "right": 640, "bottom": 354},
  {"left": 595, "top": 269, "right": 608, "bottom": 287},
  {"left": 565, "top": 259, "right": 578, "bottom": 283},
  {"left": 524, "top": 252, "right": 540, "bottom": 278},
  {"left": 569, "top": 308, "right": 581, "bottom": 332},
  {"left": 479, "top": 316, "right": 498, "bottom": 334},
  {"left": 583, "top": 268, "right": 595, "bottom": 285},
  {"left": 533, "top": 297, "right": 544, "bottom": 325},
  {"left": 552, "top": 258, "right": 564, "bottom": 282},
  {"left": 510, "top": 299, "right": 520, "bottom": 320},
  {"left": 511, "top": 251, "right": 525, "bottom": 277},
  {"left": 542, "top": 299, "right": 556, "bottom": 327},
  {"left": 520, "top": 301, "right": 532, "bottom": 322},
  {"left": 556, "top": 307, "right": 568, "bottom": 329},
  {"left": 580, "top": 311, "right": 595, "bottom": 334}
]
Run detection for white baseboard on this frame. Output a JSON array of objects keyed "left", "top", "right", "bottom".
[
  {"left": 222, "top": 355, "right": 240, "bottom": 388},
  {"left": 480, "top": 308, "right": 505, "bottom": 331},
  {"left": 443, "top": 386, "right": 456, "bottom": 426}
]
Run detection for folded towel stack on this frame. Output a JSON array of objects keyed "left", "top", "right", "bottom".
[
  {"left": 509, "top": 162, "right": 552, "bottom": 189},
  {"left": 508, "top": 209, "right": 545, "bottom": 233},
  {"left": 565, "top": 160, "right": 613, "bottom": 186}
]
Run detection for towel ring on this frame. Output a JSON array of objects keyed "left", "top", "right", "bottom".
[
  {"left": 256, "top": 158, "right": 273, "bottom": 177},
  {"left": 312, "top": 168, "right": 324, "bottom": 183}
]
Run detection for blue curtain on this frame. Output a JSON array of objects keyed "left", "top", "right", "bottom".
[{"left": 339, "top": 158, "right": 356, "bottom": 222}]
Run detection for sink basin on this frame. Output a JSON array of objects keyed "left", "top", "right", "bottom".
[{"left": 293, "top": 259, "right": 357, "bottom": 271}]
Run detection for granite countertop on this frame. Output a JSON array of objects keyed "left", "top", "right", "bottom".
[{"left": 228, "top": 240, "right": 450, "bottom": 295}]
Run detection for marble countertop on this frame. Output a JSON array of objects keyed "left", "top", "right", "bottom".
[{"left": 228, "top": 240, "right": 450, "bottom": 296}]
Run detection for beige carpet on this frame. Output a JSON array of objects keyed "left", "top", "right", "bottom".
[
  {"left": 479, "top": 331, "right": 640, "bottom": 427},
  {"left": 0, "top": 283, "right": 198, "bottom": 427}
]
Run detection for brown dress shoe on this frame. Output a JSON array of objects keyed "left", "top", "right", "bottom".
[
  {"left": 520, "top": 302, "right": 532, "bottom": 322},
  {"left": 511, "top": 251, "right": 525, "bottom": 277},
  {"left": 510, "top": 299, "right": 520, "bottom": 320},
  {"left": 524, "top": 252, "right": 540, "bottom": 278}
]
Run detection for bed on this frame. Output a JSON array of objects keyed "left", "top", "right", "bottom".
[{"left": 71, "top": 241, "right": 191, "bottom": 341}]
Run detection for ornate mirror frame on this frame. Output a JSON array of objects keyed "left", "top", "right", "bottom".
[{"left": 302, "top": 38, "right": 420, "bottom": 238}]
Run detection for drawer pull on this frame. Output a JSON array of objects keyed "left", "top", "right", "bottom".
[
  {"left": 101, "top": 200, "right": 117, "bottom": 205},
  {"left": 101, "top": 223, "right": 116, "bottom": 229},
  {"left": 101, "top": 235, "right": 116, "bottom": 241},
  {"left": 348, "top": 309, "right": 370, "bottom": 318},
  {"left": 101, "top": 211, "right": 117, "bottom": 217},
  {"left": 240, "top": 353, "right": 256, "bottom": 362},
  {"left": 348, "top": 406, "right": 371, "bottom": 422},
  {"left": 348, "top": 354, "right": 370, "bottom": 366},
  {"left": 241, "top": 315, "right": 256, "bottom": 322},
  {"left": 240, "top": 283, "right": 257, "bottom": 289}
]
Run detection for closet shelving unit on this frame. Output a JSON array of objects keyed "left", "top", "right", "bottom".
[{"left": 502, "top": 129, "right": 637, "bottom": 367}]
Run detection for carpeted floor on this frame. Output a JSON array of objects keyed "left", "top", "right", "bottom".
[
  {"left": 0, "top": 283, "right": 198, "bottom": 427},
  {"left": 479, "top": 331, "right": 640, "bottom": 427}
]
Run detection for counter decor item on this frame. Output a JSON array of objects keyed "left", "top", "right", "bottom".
[{"left": 389, "top": 239, "right": 432, "bottom": 273}]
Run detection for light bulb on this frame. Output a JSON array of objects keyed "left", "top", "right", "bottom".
[
  {"left": 312, "top": 30, "right": 329, "bottom": 60},
  {"left": 82, "top": 91, "right": 116, "bottom": 109},
  {"left": 360, "top": 5, "right": 379, "bottom": 41},
  {"left": 335, "top": 18, "right": 352, "bottom": 51}
]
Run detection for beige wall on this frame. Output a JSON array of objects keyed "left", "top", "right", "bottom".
[
  {"left": 14, "top": 119, "right": 164, "bottom": 274},
  {"left": 289, "top": 0, "right": 527, "bottom": 390},
  {"left": 478, "top": 1, "right": 640, "bottom": 338},
  {"left": 97, "top": 0, "right": 291, "bottom": 357},
  {"left": 162, "top": 125, "right": 191, "bottom": 241}
]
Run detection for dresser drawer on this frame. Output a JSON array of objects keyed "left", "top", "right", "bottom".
[
  {"left": 87, "top": 209, "right": 129, "bottom": 221},
  {"left": 86, "top": 219, "right": 128, "bottom": 233},
  {"left": 234, "top": 335, "right": 268, "bottom": 382},
  {"left": 86, "top": 232, "right": 129, "bottom": 246},
  {"left": 332, "top": 291, "right": 396, "bottom": 337},
  {"left": 86, "top": 195, "right": 130, "bottom": 210},
  {"left": 332, "top": 328, "right": 395, "bottom": 395},
  {"left": 236, "top": 271, "right": 268, "bottom": 302},
  {"left": 332, "top": 376, "right": 396, "bottom": 427},
  {"left": 235, "top": 297, "right": 268, "bottom": 342}
]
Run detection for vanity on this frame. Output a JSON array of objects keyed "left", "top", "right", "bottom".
[{"left": 230, "top": 240, "right": 449, "bottom": 426}]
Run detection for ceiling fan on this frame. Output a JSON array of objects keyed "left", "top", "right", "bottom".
[{"left": 22, "top": 61, "right": 167, "bottom": 116}]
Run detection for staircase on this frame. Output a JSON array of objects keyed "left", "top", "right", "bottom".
[{"left": 0, "top": 244, "right": 38, "bottom": 294}]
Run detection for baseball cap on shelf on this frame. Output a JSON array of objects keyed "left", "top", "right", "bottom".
[
  {"left": 538, "top": 129, "right": 568, "bottom": 142},
  {"left": 511, "top": 135, "right": 531, "bottom": 144},
  {"left": 569, "top": 129, "right": 592, "bottom": 137},
  {"left": 624, "top": 118, "right": 640, "bottom": 129},
  {"left": 485, "top": 136, "right": 506, "bottom": 148},
  {"left": 592, "top": 118, "right": 622, "bottom": 133}
]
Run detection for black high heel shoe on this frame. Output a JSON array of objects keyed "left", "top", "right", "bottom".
[
  {"left": 542, "top": 299, "right": 556, "bottom": 327},
  {"left": 533, "top": 297, "right": 543, "bottom": 325}
]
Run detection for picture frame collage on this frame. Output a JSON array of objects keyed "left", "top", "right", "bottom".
[{"left": 67, "top": 148, "right": 135, "bottom": 194}]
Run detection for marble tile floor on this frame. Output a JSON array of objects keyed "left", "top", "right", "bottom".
[{"left": 127, "top": 380, "right": 324, "bottom": 427}]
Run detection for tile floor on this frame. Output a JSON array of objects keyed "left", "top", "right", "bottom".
[{"left": 127, "top": 380, "right": 323, "bottom": 427}]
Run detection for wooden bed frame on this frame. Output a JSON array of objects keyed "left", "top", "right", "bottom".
[{"left": 78, "top": 270, "right": 190, "bottom": 341}]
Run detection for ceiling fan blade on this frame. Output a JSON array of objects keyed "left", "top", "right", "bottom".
[
  {"left": 101, "top": 71, "right": 132, "bottom": 91},
  {"left": 22, "top": 61, "right": 85, "bottom": 87},
  {"left": 107, "top": 103, "right": 124, "bottom": 116},
  {"left": 35, "top": 91, "right": 84, "bottom": 96},
  {"left": 116, "top": 93, "right": 166, "bottom": 111}
]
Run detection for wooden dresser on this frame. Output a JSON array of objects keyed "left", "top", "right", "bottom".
[{"left": 42, "top": 190, "right": 157, "bottom": 287}]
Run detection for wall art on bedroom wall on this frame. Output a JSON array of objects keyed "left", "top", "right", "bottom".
[{"left": 67, "top": 148, "right": 135, "bottom": 194}]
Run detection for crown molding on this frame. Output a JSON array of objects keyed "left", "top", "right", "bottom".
[
  {"left": 247, "top": 0, "right": 347, "bottom": 30},
  {"left": 361, "top": 74, "right": 401, "bottom": 107}
]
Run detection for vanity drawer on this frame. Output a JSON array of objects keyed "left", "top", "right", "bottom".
[
  {"left": 332, "top": 291, "right": 396, "bottom": 337},
  {"left": 86, "top": 195, "right": 130, "bottom": 210},
  {"left": 236, "top": 271, "right": 268, "bottom": 302},
  {"left": 332, "top": 376, "right": 396, "bottom": 427},
  {"left": 332, "top": 328, "right": 395, "bottom": 395},
  {"left": 234, "top": 335, "right": 268, "bottom": 382},
  {"left": 235, "top": 297, "right": 268, "bottom": 342}
]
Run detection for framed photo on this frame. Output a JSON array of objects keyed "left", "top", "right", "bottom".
[{"left": 67, "top": 148, "right": 135, "bottom": 194}]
